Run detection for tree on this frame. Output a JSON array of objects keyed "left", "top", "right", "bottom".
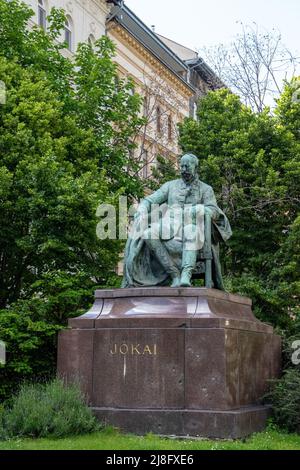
[
  {"left": 0, "top": 1, "right": 146, "bottom": 308},
  {"left": 0, "top": 0, "right": 145, "bottom": 397},
  {"left": 178, "top": 87, "right": 299, "bottom": 327},
  {"left": 201, "top": 23, "right": 299, "bottom": 112},
  {"left": 121, "top": 69, "right": 185, "bottom": 186},
  {"left": 275, "top": 76, "right": 300, "bottom": 138}
]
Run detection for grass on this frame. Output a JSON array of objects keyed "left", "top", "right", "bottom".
[{"left": 0, "top": 426, "right": 300, "bottom": 450}]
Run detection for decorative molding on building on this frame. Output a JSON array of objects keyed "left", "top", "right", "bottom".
[
  {"left": 90, "top": 21, "right": 96, "bottom": 33},
  {"left": 111, "top": 26, "right": 194, "bottom": 99},
  {"left": 72, "top": 0, "right": 110, "bottom": 21},
  {"left": 65, "top": 1, "right": 74, "bottom": 14}
]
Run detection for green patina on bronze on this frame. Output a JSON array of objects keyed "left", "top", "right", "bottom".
[{"left": 122, "top": 154, "right": 232, "bottom": 290}]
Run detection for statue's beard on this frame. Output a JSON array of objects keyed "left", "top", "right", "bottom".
[{"left": 181, "top": 172, "right": 195, "bottom": 183}]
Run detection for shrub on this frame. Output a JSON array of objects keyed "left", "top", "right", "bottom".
[
  {"left": 265, "top": 368, "right": 300, "bottom": 434},
  {"left": 0, "top": 272, "right": 94, "bottom": 401},
  {"left": 0, "top": 299, "right": 61, "bottom": 401},
  {"left": 0, "top": 379, "right": 100, "bottom": 439}
]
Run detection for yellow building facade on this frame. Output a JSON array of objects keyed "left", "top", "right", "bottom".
[
  {"left": 107, "top": 21, "right": 194, "bottom": 176},
  {"left": 22, "top": 0, "right": 223, "bottom": 177},
  {"left": 106, "top": 3, "right": 223, "bottom": 178}
]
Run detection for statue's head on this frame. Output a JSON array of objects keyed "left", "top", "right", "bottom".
[{"left": 180, "top": 153, "right": 198, "bottom": 183}]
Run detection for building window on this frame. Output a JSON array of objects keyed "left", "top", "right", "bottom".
[
  {"left": 38, "top": 0, "right": 47, "bottom": 30},
  {"left": 143, "top": 96, "right": 148, "bottom": 117},
  {"left": 88, "top": 34, "right": 95, "bottom": 46},
  {"left": 187, "top": 68, "right": 191, "bottom": 84},
  {"left": 129, "top": 85, "right": 135, "bottom": 96},
  {"left": 142, "top": 149, "right": 148, "bottom": 179},
  {"left": 168, "top": 115, "right": 172, "bottom": 140},
  {"left": 64, "top": 17, "right": 73, "bottom": 51},
  {"left": 127, "top": 76, "right": 135, "bottom": 96},
  {"left": 114, "top": 76, "right": 120, "bottom": 93},
  {"left": 156, "top": 106, "right": 161, "bottom": 134},
  {"left": 193, "top": 102, "right": 198, "bottom": 120}
]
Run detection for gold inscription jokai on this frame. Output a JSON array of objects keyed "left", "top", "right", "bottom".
[{"left": 110, "top": 343, "right": 157, "bottom": 356}]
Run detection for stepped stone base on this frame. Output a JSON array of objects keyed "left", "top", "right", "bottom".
[
  {"left": 57, "top": 287, "right": 281, "bottom": 439},
  {"left": 93, "top": 406, "right": 271, "bottom": 440}
]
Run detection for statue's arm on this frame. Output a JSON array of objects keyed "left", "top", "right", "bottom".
[
  {"left": 202, "top": 186, "right": 220, "bottom": 220},
  {"left": 134, "top": 182, "right": 169, "bottom": 219},
  {"left": 202, "top": 185, "right": 233, "bottom": 242},
  {"left": 143, "top": 182, "right": 169, "bottom": 207}
]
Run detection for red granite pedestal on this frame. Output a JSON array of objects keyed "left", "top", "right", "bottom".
[{"left": 57, "top": 288, "right": 281, "bottom": 439}]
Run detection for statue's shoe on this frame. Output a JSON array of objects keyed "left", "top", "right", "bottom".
[
  {"left": 180, "top": 273, "right": 192, "bottom": 287},
  {"left": 170, "top": 277, "right": 181, "bottom": 288}
]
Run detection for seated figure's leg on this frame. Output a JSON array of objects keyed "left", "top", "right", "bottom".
[
  {"left": 143, "top": 224, "right": 181, "bottom": 287},
  {"left": 180, "top": 223, "right": 198, "bottom": 287}
]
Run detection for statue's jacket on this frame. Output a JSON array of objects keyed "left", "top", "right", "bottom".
[
  {"left": 144, "top": 178, "right": 232, "bottom": 243},
  {"left": 122, "top": 177, "right": 232, "bottom": 289}
]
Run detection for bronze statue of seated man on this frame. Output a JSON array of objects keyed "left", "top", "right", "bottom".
[{"left": 122, "top": 153, "right": 232, "bottom": 290}]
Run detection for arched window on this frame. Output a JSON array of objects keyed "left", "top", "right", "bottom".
[
  {"left": 88, "top": 34, "right": 95, "bottom": 46},
  {"left": 156, "top": 106, "right": 161, "bottom": 134},
  {"left": 38, "top": 0, "right": 47, "bottom": 30},
  {"left": 143, "top": 96, "right": 148, "bottom": 117},
  {"left": 126, "top": 75, "right": 135, "bottom": 96},
  {"left": 193, "top": 102, "right": 198, "bottom": 120},
  {"left": 64, "top": 16, "right": 73, "bottom": 51},
  {"left": 129, "top": 84, "right": 135, "bottom": 96},
  {"left": 142, "top": 149, "right": 149, "bottom": 179},
  {"left": 168, "top": 114, "right": 172, "bottom": 140}
]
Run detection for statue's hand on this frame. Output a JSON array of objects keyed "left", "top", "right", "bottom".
[
  {"left": 190, "top": 205, "right": 206, "bottom": 218},
  {"left": 133, "top": 210, "right": 141, "bottom": 220},
  {"left": 134, "top": 200, "right": 150, "bottom": 220},
  {"left": 204, "top": 207, "right": 213, "bottom": 217},
  {"left": 134, "top": 206, "right": 149, "bottom": 221},
  {"left": 190, "top": 206, "right": 197, "bottom": 218}
]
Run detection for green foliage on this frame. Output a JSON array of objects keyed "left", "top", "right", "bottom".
[
  {"left": 269, "top": 215, "right": 300, "bottom": 326},
  {"left": 0, "top": 301, "right": 60, "bottom": 400},
  {"left": 0, "top": 0, "right": 145, "bottom": 287},
  {"left": 0, "top": 56, "right": 121, "bottom": 307},
  {"left": 74, "top": 38, "right": 145, "bottom": 194},
  {"left": 149, "top": 154, "right": 178, "bottom": 190},
  {"left": 275, "top": 77, "right": 300, "bottom": 139},
  {"left": 0, "top": 0, "right": 144, "bottom": 308},
  {"left": 0, "top": 0, "right": 145, "bottom": 399},
  {"left": 224, "top": 275, "right": 290, "bottom": 328},
  {"left": 265, "top": 369, "right": 300, "bottom": 434},
  {"left": 1, "top": 427, "right": 300, "bottom": 450},
  {"left": 0, "top": 379, "right": 99, "bottom": 439},
  {"left": 0, "top": 1, "right": 73, "bottom": 103},
  {"left": 178, "top": 88, "right": 300, "bottom": 328},
  {"left": 0, "top": 271, "right": 94, "bottom": 399}
]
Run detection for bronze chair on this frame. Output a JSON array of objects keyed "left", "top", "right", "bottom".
[{"left": 192, "top": 212, "right": 213, "bottom": 288}]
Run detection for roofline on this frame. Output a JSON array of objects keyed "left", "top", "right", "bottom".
[
  {"left": 106, "top": 0, "right": 123, "bottom": 5},
  {"left": 106, "top": 3, "right": 224, "bottom": 92},
  {"left": 156, "top": 33, "right": 198, "bottom": 59},
  {"left": 185, "top": 58, "right": 226, "bottom": 89},
  {"left": 115, "top": 22, "right": 196, "bottom": 92},
  {"left": 106, "top": 4, "right": 196, "bottom": 93},
  {"left": 120, "top": 5, "right": 190, "bottom": 72}
]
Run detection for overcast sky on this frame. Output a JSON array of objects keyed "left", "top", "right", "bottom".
[{"left": 125, "top": 0, "right": 300, "bottom": 62}]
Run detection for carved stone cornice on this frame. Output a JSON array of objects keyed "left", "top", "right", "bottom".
[
  {"left": 73, "top": 0, "right": 110, "bottom": 16},
  {"left": 111, "top": 25, "right": 194, "bottom": 99}
]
